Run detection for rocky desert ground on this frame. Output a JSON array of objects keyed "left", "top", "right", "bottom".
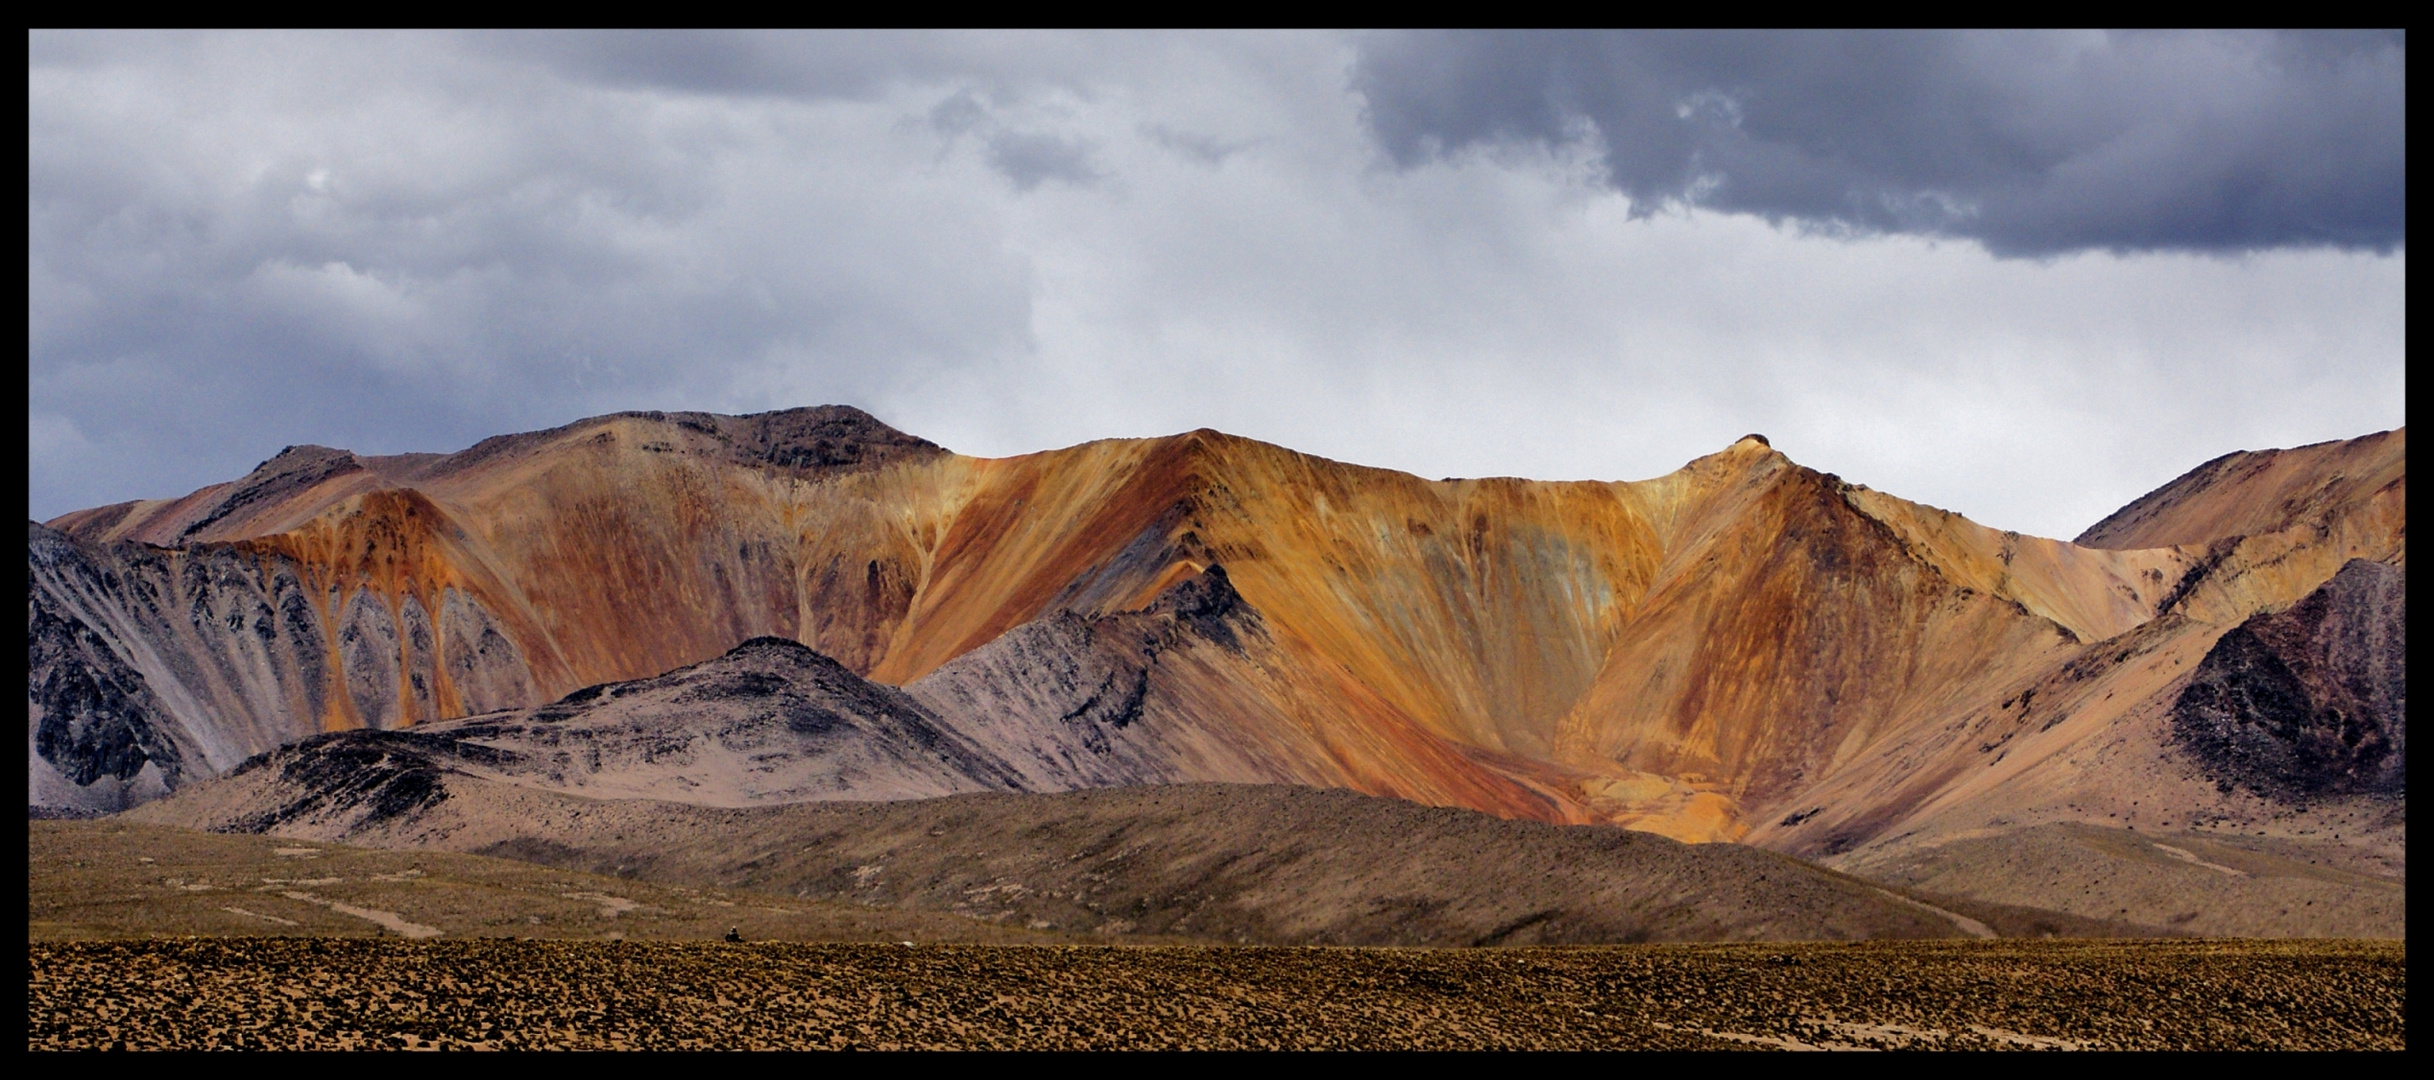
[
  {"left": 27, "top": 821, "right": 2406, "bottom": 1050},
  {"left": 28, "top": 938, "right": 2403, "bottom": 1050}
]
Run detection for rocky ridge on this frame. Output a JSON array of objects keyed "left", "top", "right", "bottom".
[{"left": 2172, "top": 558, "right": 2405, "bottom": 799}]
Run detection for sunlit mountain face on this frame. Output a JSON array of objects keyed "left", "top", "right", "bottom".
[{"left": 31, "top": 408, "right": 2403, "bottom": 872}]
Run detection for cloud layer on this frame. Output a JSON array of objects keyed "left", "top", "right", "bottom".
[
  {"left": 26, "top": 32, "right": 2408, "bottom": 540},
  {"left": 1356, "top": 30, "right": 2405, "bottom": 255}
]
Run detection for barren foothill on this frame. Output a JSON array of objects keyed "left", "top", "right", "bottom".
[
  {"left": 29, "top": 820, "right": 1068, "bottom": 945},
  {"left": 131, "top": 779, "right": 2101, "bottom": 944},
  {"left": 1845, "top": 822, "right": 2405, "bottom": 938}
]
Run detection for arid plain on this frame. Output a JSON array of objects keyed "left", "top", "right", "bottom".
[{"left": 31, "top": 819, "right": 2402, "bottom": 1049}]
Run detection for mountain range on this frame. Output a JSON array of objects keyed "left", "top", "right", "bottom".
[{"left": 32, "top": 407, "right": 2404, "bottom": 937}]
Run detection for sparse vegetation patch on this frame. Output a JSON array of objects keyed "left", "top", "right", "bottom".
[{"left": 26, "top": 938, "right": 2403, "bottom": 1051}]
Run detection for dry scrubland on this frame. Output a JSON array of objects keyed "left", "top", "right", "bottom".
[
  {"left": 29, "top": 821, "right": 1065, "bottom": 945},
  {"left": 28, "top": 938, "right": 2402, "bottom": 1051},
  {"left": 1850, "top": 822, "right": 2404, "bottom": 939},
  {"left": 27, "top": 824, "right": 2406, "bottom": 1050}
]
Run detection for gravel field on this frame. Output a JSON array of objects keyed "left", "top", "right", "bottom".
[{"left": 28, "top": 938, "right": 2402, "bottom": 1050}]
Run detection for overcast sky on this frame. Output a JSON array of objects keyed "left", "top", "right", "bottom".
[{"left": 28, "top": 30, "right": 2406, "bottom": 539}]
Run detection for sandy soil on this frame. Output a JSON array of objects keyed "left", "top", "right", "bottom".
[{"left": 1844, "top": 822, "right": 2404, "bottom": 938}]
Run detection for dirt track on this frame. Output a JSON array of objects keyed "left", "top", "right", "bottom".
[{"left": 28, "top": 938, "right": 2402, "bottom": 1050}]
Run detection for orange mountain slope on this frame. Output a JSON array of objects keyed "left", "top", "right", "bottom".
[
  {"left": 32, "top": 409, "right": 2404, "bottom": 857},
  {"left": 2074, "top": 429, "right": 2406, "bottom": 552}
]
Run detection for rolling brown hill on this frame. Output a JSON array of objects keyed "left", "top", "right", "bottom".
[
  {"left": 32, "top": 408, "right": 2404, "bottom": 910},
  {"left": 1847, "top": 821, "right": 2403, "bottom": 939},
  {"left": 125, "top": 764, "right": 1998, "bottom": 945},
  {"left": 30, "top": 818, "right": 1070, "bottom": 945}
]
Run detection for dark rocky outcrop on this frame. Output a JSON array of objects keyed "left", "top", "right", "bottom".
[
  {"left": 221, "top": 729, "right": 459, "bottom": 834},
  {"left": 905, "top": 566, "right": 1285, "bottom": 791},
  {"left": 432, "top": 405, "right": 945, "bottom": 481},
  {"left": 27, "top": 521, "right": 542, "bottom": 816},
  {"left": 394, "top": 634, "right": 1025, "bottom": 805},
  {"left": 1140, "top": 564, "right": 1250, "bottom": 651},
  {"left": 177, "top": 444, "right": 365, "bottom": 541},
  {"left": 28, "top": 545, "right": 184, "bottom": 790},
  {"left": 131, "top": 566, "right": 1294, "bottom": 822},
  {"left": 717, "top": 405, "right": 948, "bottom": 473},
  {"left": 2173, "top": 558, "right": 2405, "bottom": 799},
  {"left": 28, "top": 524, "right": 192, "bottom": 811}
]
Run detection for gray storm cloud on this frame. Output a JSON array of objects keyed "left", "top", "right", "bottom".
[{"left": 1353, "top": 30, "right": 2406, "bottom": 255}]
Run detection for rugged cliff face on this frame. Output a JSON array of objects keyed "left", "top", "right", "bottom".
[
  {"left": 30, "top": 408, "right": 2405, "bottom": 862},
  {"left": 30, "top": 526, "right": 190, "bottom": 811},
  {"left": 27, "top": 511, "right": 541, "bottom": 815},
  {"left": 2173, "top": 558, "right": 2404, "bottom": 799},
  {"left": 1805, "top": 431, "right": 2406, "bottom": 894}
]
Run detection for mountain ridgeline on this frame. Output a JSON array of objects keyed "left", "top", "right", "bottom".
[{"left": 32, "top": 409, "right": 2405, "bottom": 897}]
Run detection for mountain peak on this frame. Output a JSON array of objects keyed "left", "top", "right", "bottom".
[
  {"left": 712, "top": 405, "right": 949, "bottom": 470},
  {"left": 726, "top": 634, "right": 822, "bottom": 656},
  {"left": 2075, "top": 427, "right": 2405, "bottom": 550},
  {"left": 176, "top": 444, "right": 365, "bottom": 541},
  {"left": 442, "top": 404, "right": 948, "bottom": 477}
]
